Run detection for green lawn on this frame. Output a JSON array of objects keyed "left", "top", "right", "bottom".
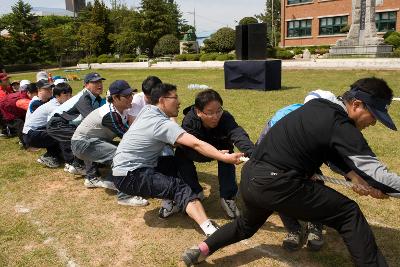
[{"left": 1, "top": 68, "right": 399, "bottom": 266}]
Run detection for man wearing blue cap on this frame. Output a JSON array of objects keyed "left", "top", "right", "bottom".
[
  {"left": 183, "top": 77, "right": 399, "bottom": 267},
  {"left": 47, "top": 72, "right": 106, "bottom": 176}
]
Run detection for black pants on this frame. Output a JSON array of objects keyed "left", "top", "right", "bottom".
[
  {"left": 205, "top": 160, "right": 387, "bottom": 267},
  {"left": 113, "top": 156, "right": 198, "bottom": 212},
  {"left": 175, "top": 147, "right": 238, "bottom": 199},
  {"left": 47, "top": 116, "right": 77, "bottom": 164},
  {"left": 23, "top": 128, "right": 62, "bottom": 159}
]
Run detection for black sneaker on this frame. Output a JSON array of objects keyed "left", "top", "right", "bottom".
[
  {"left": 282, "top": 230, "right": 303, "bottom": 251},
  {"left": 182, "top": 246, "right": 207, "bottom": 266},
  {"left": 306, "top": 222, "right": 324, "bottom": 251}
]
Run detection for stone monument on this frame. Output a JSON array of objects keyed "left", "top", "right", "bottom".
[
  {"left": 179, "top": 29, "right": 199, "bottom": 54},
  {"left": 329, "top": 0, "right": 392, "bottom": 57}
]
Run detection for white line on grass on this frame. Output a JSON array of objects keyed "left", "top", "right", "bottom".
[{"left": 15, "top": 204, "right": 79, "bottom": 267}]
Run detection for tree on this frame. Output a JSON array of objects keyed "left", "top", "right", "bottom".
[
  {"left": 43, "top": 24, "right": 76, "bottom": 67},
  {"left": 77, "top": 23, "right": 104, "bottom": 63},
  {"left": 239, "top": 17, "right": 258, "bottom": 25},
  {"left": 0, "top": 0, "right": 43, "bottom": 64},
  {"left": 203, "top": 27, "right": 235, "bottom": 53},
  {"left": 91, "top": 0, "right": 113, "bottom": 55},
  {"left": 256, "top": 0, "right": 281, "bottom": 47},
  {"left": 138, "top": 0, "right": 176, "bottom": 57},
  {"left": 153, "top": 34, "right": 179, "bottom": 56}
]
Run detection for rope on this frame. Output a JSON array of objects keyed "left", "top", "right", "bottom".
[{"left": 240, "top": 157, "right": 400, "bottom": 198}]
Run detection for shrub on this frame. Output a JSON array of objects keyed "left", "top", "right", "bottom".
[
  {"left": 203, "top": 27, "right": 235, "bottom": 53},
  {"left": 97, "top": 54, "right": 110, "bottom": 63},
  {"left": 215, "top": 54, "right": 235, "bottom": 61},
  {"left": 79, "top": 56, "right": 98, "bottom": 63},
  {"left": 393, "top": 48, "right": 400, "bottom": 57},
  {"left": 200, "top": 53, "right": 219, "bottom": 61},
  {"left": 121, "top": 57, "right": 135, "bottom": 62},
  {"left": 185, "top": 54, "right": 200, "bottom": 61},
  {"left": 384, "top": 32, "right": 400, "bottom": 49},
  {"left": 275, "top": 49, "right": 293, "bottom": 59},
  {"left": 107, "top": 58, "right": 119, "bottom": 63},
  {"left": 239, "top": 17, "right": 258, "bottom": 25},
  {"left": 383, "top": 30, "right": 395, "bottom": 39},
  {"left": 153, "top": 34, "right": 180, "bottom": 57},
  {"left": 315, "top": 47, "right": 329, "bottom": 55},
  {"left": 174, "top": 54, "right": 187, "bottom": 61}
]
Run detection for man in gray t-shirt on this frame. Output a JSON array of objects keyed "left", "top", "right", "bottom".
[{"left": 113, "top": 83, "right": 244, "bottom": 236}]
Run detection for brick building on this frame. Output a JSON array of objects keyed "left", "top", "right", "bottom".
[{"left": 281, "top": 0, "right": 399, "bottom": 47}]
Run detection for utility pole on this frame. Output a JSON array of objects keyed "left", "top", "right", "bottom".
[
  {"left": 271, "top": 0, "right": 275, "bottom": 46},
  {"left": 187, "top": 8, "right": 196, "bottom": 31}
]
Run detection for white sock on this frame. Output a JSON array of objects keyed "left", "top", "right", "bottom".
[{"left": 200, "top": 219, "right": 217, "bottom": 236}]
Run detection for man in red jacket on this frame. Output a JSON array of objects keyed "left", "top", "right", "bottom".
[
  {"left": 0, "top": 83, "right": 37, "bottom": 137},
  {"left": 0, "top": 73, "right": 13, "bottom": 100}
]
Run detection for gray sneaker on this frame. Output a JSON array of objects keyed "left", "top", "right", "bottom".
[
  {"left": 158, "top": 199, "right": 179, "bottom": 218},
  {"left": 117, "top": 195, "right": 149, "bottom": 207},
  {"left": 282, "top": 230, "right": 303, "bottom": 251},
  {"left": 182, "top": 246, "right": 207, "bottom": 266},
  {"left": 306, "top": 222, "right": 324, "bottom": 251},
  {"left": 84, "top": 177, "right": 116, "bottom": 190},
  {"left": 37, "top": 155, "right": 60, "bottom": 168},
  {"left": 220, "top": 198, "right": 240, "bottom": 219}
]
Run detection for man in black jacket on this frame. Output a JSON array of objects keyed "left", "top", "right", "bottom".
[
  {"left": 174, "top": 89, "right": 254, "bottom": 219},
  {"left": 183, "top": 77, "right": 399, "bottom": 267}
]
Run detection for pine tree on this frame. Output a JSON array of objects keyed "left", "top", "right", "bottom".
[{"left": 256, "top": 0, "right": 281, "bottom": 47}]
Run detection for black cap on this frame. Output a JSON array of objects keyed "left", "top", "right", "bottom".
[
  {"left": 36, "top": 79, "right": 54, "bottom": 89},
  {"left": 84, "top": 72, "right": 106, "bottom": 83},
  {"left": 351, "top": 88, "right": 397, "bottom": 131},
  {"left": 109, "top": 80, "right": 133, "bottom": 95}
]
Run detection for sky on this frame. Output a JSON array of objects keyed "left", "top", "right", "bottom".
[{"left": 0, "top": 0, "right": 266, "bottom": 36}]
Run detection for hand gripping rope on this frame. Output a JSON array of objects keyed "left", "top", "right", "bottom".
[{"left": 240, "top": 157, "right": 400, "bottom": 198}]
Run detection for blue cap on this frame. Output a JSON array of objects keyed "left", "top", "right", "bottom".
[
  {"left": 351, "top": 88, "right": 397, "bottom": 131},
  {"left": 84, "top": 72, "right": 105, "bottom": 83},
  {"left": 109, "top": 80, "right": 133, "bottom": 95}
]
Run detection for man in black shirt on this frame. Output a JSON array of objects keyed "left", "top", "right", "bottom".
[
  {"left": 174, "top": 89, "right": 254, "bottom": 219},
  {"left": 183, "top": 77, "right": 399, "bottom": 267}
]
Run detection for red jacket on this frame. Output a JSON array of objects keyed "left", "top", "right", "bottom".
[{"left": 0, "top": 91, "right": 29, "bottom": 121}]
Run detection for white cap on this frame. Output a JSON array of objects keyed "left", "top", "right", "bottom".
[
  {"left": 304, "top": 89, "right": 337, "bottom": 103},
  {"left": 36, "top": 71, "right": 49, "bottom": 82},
  {"left": 19, "top": 79, "right": 31, "bottom": 91},
  {"left": 54, "top": 78, "right": 67, "bottom": 85}
]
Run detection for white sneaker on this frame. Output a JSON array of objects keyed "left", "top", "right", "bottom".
[
  {"left": 117, "top": 196, "right": 149, "bottom": 207},
  {"left": 158, "top": 199, "right": 179, "bottom": 218},
  {"left": 64, "top": 163, "right": 71, "bottom": 172},
  {"left": 68, "top": 165, "right": 86, "bottom": 175},
  {"left": 220, "top": 198, "right": 240, "bottom": 219},
  {"left": 84, "top": 177, "right": 116, "bottom": 190}
]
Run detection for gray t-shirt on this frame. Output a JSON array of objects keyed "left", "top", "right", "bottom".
[{"left": 112, "top": 105, "right": 186, "bottom": 176}]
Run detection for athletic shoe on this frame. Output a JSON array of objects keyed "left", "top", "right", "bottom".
[
  {"left": 68, "top": 164, "right": 86, "bottom": 175},
  {"left": 306, "top": 222, "right": 324, "bottom": 251},
  {"left": 117, "top": 195, "right": 149, "bottom": 207},
  {"left": 182, "top": 246, "right": 208, "bottom": 266},
  {"left": 84, "top": 177, "right": 116, "bottom": 190},
  {"left": 282, "top": 230, "right": 303, "bottom": 251},
  {"left": 36, "top": 155, "right": 60, "bottom": 168},
  {"left": 220, "top": 198, "right": 240, "bottom": 219},
  {"left": 64, "top": 163, "right": 71, "bottom": 172},
  {"left": 158, "top": 199, "right": 179, "bottom": 218}
]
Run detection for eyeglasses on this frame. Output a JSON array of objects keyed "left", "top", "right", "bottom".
[{"left": 201, "top": 107, "right": 224, "bottom": 117}]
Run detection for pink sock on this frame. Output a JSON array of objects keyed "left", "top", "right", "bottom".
[{"left": 198, "top": 242, "right": 209, "bottom": 256}]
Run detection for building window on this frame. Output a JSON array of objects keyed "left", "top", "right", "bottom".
[
  {"left": 287, "top": 19, "right": 312, "bottom": 37},
  {"left": 319, "top": 16, "right": 348, "bottom": 35},
  {"left": 376, "top": 11, "right": 397, "bottom": 32},
  {"left": 287, "top": 0, "right": 313, "bottom": 4}
]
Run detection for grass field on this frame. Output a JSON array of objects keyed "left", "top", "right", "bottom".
[{"left": 1, "top": 68, "right": 399, "bottom": 267}]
